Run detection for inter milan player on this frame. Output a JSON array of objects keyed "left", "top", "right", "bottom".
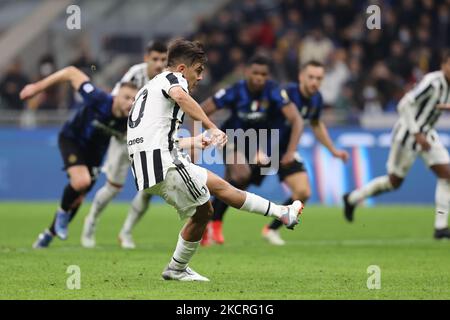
[
  {"left": 200, "top": 55, "right": 304, "bottom": 246},
  {"left": 19, "top": 66, "right": 138, "bottom": 248}
]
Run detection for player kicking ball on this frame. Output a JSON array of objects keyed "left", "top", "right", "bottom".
[
  {"left": 127, "top": 39, "right": 303, "bottom": 281},
  {"left": 20, "top": 66, "right": 139, "bottom": 248},
  {"left": 81, "top": 41, "right": 167, "bottom": 249},
  {"left": 343, "top": 51, "right": 450, "bottom": 239}
]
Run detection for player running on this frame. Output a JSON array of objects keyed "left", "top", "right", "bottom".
[
  {"left": 199, "top": 55, "right": 304, "bottom": 246},
  {"left": 261, "top": 61, "right": 349, "bottom": 245},
  {"left": 343, "top": 51, "right": 450, "bottom": 239},
  {"left": 127, "top": 39, "right": 303, "bottom": 281},
  {"left": 81, "top": 41, "right": 167, "bottom": 249},
  {"left": 19, "top": 66, "right": 138, "bottom": 248}
]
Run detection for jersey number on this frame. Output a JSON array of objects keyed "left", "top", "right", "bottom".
[{"left": 128, "top": 89, "right": 148, "bottom": 128}]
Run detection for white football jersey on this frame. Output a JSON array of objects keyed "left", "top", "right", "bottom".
[
  {"left": 393, "top": 71, "right": 450, "bottom": 149},
  {"left": 111, "top": 62, "right": 149, "bottom": 96},
  {"left": 127, "top": 71, "right": 189, "bottom": 190}
]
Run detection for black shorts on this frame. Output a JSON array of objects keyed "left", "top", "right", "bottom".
[
  {"left": 58, "top": 134, "right": 103, "bottom": 178},
  {"left": 248, "top": 159, "right": 307, "bottom": 186}
]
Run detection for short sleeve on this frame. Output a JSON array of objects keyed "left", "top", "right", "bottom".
[
  {"left": 212, "top": 86, "right": 236, "bottom": 109},
  {"left": 409, "top": 74, "right": 436, "bottom": 102},
  {"left": 78, "top": 81, "right": 112, "bottom": 114},
  {"left": 271, "top": 87, "right": 291, "bottom": 110},
  {"left": 162, "top": 72, "right": 189, "bottom": 95},
  {"left": 78, "top": 81, "right": 110, "bottom": 105}
]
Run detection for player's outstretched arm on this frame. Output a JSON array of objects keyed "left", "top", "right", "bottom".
[
  {"left": 169, "top": 86, "right": 227, "bottom": 147},
  {"left": 20, "top": 66, "right": 89, "bottom": 100},
  {"left": 178, "top": 133, "right": 211, "bottom": 150},
  {"left": 280, "top": 102, "right": 304, "bottom": 165},
  {"left": 311, "top": 119, "right": 349, "bottom": 162}
]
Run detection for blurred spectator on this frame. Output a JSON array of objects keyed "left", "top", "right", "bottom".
[
  {"left": 321, "top": 48, "right": 350, "bottom": 106},
  {"left": 71, "top": 49, "right": 101, "bottom": 78},
  {"left": 33, "top": 54, "right": 63, "bottom": 110},
  {"left": 0, "top": 59, "right": 29, "bottom": 110},
  {"left": 2, "top": 0, "right": 449, "bottom": 122},
  {"left": 362, "top": 85, "right": 383, "bottom": 115},
  {"left": 386, "top": 41, "right": 412, "bottom": 80},
  {"left": 299, "top": 28, "right": 334, "bottom": 65}
]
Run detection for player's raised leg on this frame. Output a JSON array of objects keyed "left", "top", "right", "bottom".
[
  {"left": 264, "top": 169, "right": 311, "bottom": 245},
  {"left": 343, "top": 140, "right": 410, "bottom": 222},
  {"left": 118, "top": 191, "right": 152, "bottom": 249},
  {"left": 207, "top": 152, "right": 252, "bottom": 245},
  {"left": 162, "top": 166, "right": 303, "bottom": 281},
  {"left": 343, "top": 174, "right": 400, "bottom": 222},
  {"left": 206, "top": 170, "right": 303, "bottom": 228}
]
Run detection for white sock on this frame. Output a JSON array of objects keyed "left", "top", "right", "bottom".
[
  {"left": 348, "top": 176, "right": 393, "bottom": 205},
  {"left": 168, "top": 234, "right": 200, "bottom": 270},
  {"left": 85, "top": 183, "right": 121, "bottom": 223},
  {"left": 240, "top": 192, "right": 284, "bottom": 218},
  {"left": 435, "top": 179, "right": 449, "bottom": 230},
  {"left": 120, "top": 191, "right": 151, "bottom": 235}
]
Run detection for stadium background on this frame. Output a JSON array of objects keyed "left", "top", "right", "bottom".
[{"left": 1, "top": 0, "right": 449, "bottom": 205}]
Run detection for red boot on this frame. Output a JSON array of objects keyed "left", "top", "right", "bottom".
[
  {"left": 200, "top": 222, "right": 212, "bottom": 247},
  {"left": 211, "top": 221, "right": 225, "bottom": 244}
]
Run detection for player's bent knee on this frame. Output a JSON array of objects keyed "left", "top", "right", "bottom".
[
  {"left": 293, "top": 190, "right": 311, "bottom": 202},
  {"left": 193, "top": 201, "right": 213, "bottom": 224},
  {"left": 71, "top": 175, "right": 92, "bottom": 192},
  {"left": 290, "top": 185, "right": 311, "bottom": 202},
  {"left": 107, "top": 181, "right": 123, "bottom": 194},
  {"left": 389, "top": 175, "right": 403, "bottom": 189}
]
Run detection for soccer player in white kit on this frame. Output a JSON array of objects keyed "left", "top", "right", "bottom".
[
  {"left": 343, "top": 51, "right": 450, "bottom": 239},
  {"left": 81, "top": 41, "right": 167, "bottom": 249},
  {"left": 127, "top": 39, "right": 303, "bottom": 281}
]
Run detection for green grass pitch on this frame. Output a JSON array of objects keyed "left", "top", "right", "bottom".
[{"left": 1, "top": 202, "right": 449, "bottom": 299}]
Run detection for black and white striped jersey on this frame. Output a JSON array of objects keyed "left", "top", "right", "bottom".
[
  {"left": 127, "top": 71, "right": 189, "bottom": 190},
  {"left": 393, "top": 71, "right": 450, "bottom": 149},
  {"left": 111, "top": 63, "right": 149, "bottom": 96}
]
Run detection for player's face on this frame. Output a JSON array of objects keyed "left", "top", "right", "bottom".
[
  {"left": 114, "top": 87, "right": 138, "bottom": 118},
  {"left": 442, "top": 58, "right": 450, "bottom": 81},
  {"left": 145, "top": 51, "right": 167, "bottom": 78},
  {"left": 183, "top": 62, "right": 205, "bottom": 91},
  {"left": 246, "top": 64, "right": 269, "bottom": 92},
  {"left": 299, "top": 66, "right": 325, "bottom": 97}
]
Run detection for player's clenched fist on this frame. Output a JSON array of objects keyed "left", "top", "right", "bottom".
[{"left": 208, "top": 128, "right": 228, "bottom": 148}]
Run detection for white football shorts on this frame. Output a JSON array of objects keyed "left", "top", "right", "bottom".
[
  {"left": 145, "top": 162, "right": 210, "bottom": 220},
  {"left": 102, "top": 136, "right": 130, "bottom": 186},
  {"left": 387, "top": 130, "right": 450, "bottom": 178}
]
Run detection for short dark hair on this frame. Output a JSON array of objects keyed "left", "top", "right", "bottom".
[
  {"left": 119, "top": 81, "right": 138, "bottom": 90},
  {"left": 301, "top": 60, "right": 325, "bottom": 71},
  {"left": 247, "top": 54, "right": 272, "bottom": 68},
  {"left": 146, "top": 40, "right": 167, "bottom": 54},
  {"left": 167, "top": 39, "right": 206, "bottom": 67}
]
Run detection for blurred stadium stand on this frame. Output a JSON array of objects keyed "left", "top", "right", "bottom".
[
  {"left": 0, "top": 0, "right": 449, "bottom": 127},
  {"left": 1, "top": 0, "right": 449, "bottom": 204}
]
